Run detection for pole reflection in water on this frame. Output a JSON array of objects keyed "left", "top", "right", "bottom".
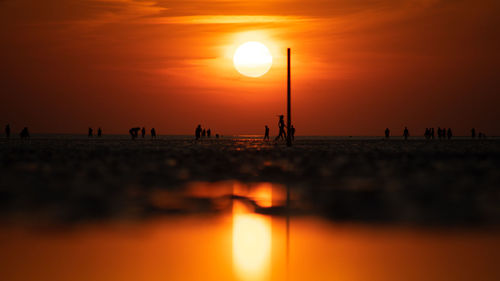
[
  {"left": 232, "top": 183, "right": 273, "bottom": 281},
  {"left": 0, "top": 181, "right": 498, "bottom": 281}
]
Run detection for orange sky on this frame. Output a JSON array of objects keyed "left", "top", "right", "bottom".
[{"left": 1, "top": 0, "right": 499, "bottom": 136}]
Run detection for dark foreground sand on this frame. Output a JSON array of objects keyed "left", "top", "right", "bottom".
[{"left": 0, "top": 136, "right": 499, "bottom": 226}]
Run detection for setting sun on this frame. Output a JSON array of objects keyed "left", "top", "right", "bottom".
[{"left": 233, "top": 41, "right": 273, "bottom": 78}]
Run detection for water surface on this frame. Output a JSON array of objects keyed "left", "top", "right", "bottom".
[{"left": 0, "top": 182, "right": 498, "bottom": 281}]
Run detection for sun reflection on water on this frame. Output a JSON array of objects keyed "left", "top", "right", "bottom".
[{"left": 233, "top": 183, "right": 273, "bottom": 281}]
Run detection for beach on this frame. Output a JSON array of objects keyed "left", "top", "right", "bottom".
[
  {"left": 0, "top": 135, "right": 499, "bottom": 225},
  {"left": 0, "top": 136, "right": 500, "bottom": 281}
]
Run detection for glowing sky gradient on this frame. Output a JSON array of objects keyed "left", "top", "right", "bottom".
[{"left": 1, "top": 0, "right": 499, "bottom": 135}]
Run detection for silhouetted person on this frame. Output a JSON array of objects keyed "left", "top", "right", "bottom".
[
  {"left": 195, "top": 125, "right": 202, "bottom": 140},
  {"left": 141, "top": 127, "right": 146, "bottom": 138},
  {"left": 5, "top": 124, "right": 10, "bottom": 139},
  {"left": 151, "top": 128, "right": 156, "bottom": 139},
  {"left": 264, "top": 125, "right": 270, "bottom": 141},
  {"left": 471, "top": 128, "right": 476, "bottom": 139},
  {"left": 431, "top": 128, "right": 435, "bottom": 139},
  {"left": 216, "top": 133, "right": 219, "bottom": 139},
  {"left": 403, "top": 126, "right": 409, "bottom": 140},
  {"left": 384, "top": 128, "right": 390, "bottom": 139},
  {"left": 97, "top": 128, "right": 102, "bottom": 137},
  {"left": 207, "top": 129, "right": 211, "bottom": 138},
  {"left": 437, "top": 127, "right": 442, "bottom": 139},
  {"left": 290, "top": 125, "right": 295, "bottom": 140},
  {"left": 20, "top": 127, "right": 30, "bottom": 140},
  {"left": 129, "top": 127, "right": 140, "bottom": 139},
  {"left": 202, "top": 129, "right": 206, "bottom": 138},
  {"left": 88, "top": 128, "right": 93, "bottom": 137},
  {"left": 424, "top": 128, "right": 430, "bottom": 139},
  {"left": 447, "top": 128, "right": 452, "bottom": 140},
  {"left": 274, "top": 115, "right": 287, "bottom": 141}
]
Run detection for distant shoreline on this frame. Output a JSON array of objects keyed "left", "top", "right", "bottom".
[{"left": 2, "top": 134, "right": 498, "bottom": 140}]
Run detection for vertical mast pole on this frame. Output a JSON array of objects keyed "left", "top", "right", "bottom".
[{"left": 287, "top": 48, "right": 292, "bottom": 147}]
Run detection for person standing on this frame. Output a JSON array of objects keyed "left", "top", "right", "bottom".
[
  {"left": 207, "top": 129, "right": 211, "bottom": 138},
  {"left": 385, "top": 128, "right": 390, "bottom": 139},
  {"left": 195, "top": 125, "right": 202, "bottom": 140},
  {"left": 141, "top": 127, "right": 146, "bottom": 138},
  {"left": 88, "top": 128, "right": 93, "bottom": 137},
  {"left": 97, "top": 128, "right": 102, "bottom": 137},
  {"left": 5, "top": 124, "right": 10, "bottom": 139},
  {"left": 151, "top": 128, "right": 157, "bottom": 139},
  {"left": 447, "top": 128, "right": 453, "bottom": 140},
  {"left": 403, "top": 126, "right": 409, "bottom": 140},
  {"left": 471, "top": 128, "right": 476, "bottom": 139}
]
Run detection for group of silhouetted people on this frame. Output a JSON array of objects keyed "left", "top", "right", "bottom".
[
  {"left": 262, "top": 115, "right": 295, "bottom": 142},
  {"left": 385, "top": 127, "right": 412, "bottom": 140},
  {"left": 384, "top": 127, "right": 486, "bottom": 140},
  {"left": 436, "top": 127, "right": 453, "bottom": 140},
  {"left": 4, "top": 124, "right": 30, "bottom": 140},
  {"left": 3, "top": 122, "right": 491, "bottom": 142},
  {"left": 129, "top": 127, "right": 156, "bottom": 139},
  {"left": 195, "top": 125, "right": 217, "bottom": 140},
  {"left": 88, "top": 127, "right": 102, "bottom": 137},
  {"left": 424, "top": 128, "right": 435, "bottom": 139},
  {"left": 471, "top": 128, "right": 487, "bottom": 139}
]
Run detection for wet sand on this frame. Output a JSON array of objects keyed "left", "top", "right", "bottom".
[
  {"left": 1, "top": 136, "right": 499, "bottom": 281},
  {"left": 0, "top": 136, "right": 499, "bottom": 225}
]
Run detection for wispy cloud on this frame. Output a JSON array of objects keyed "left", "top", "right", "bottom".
[{"left": 141, "top": 15, "right": 312, "bottom": 25}]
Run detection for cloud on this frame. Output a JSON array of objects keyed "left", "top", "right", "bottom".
[{"left": 140, "top": 15, "right": 311, "bottom": 25}]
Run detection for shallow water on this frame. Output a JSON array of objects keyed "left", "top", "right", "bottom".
[
  {"left": 1, "top": 137, "right": 499, "bottom": 280},
  {"left": 0, "top": 182, "right": 498, "bottom": 281},
  {"left": 1, "top": 217, "right": 499, "bottom": 281}
]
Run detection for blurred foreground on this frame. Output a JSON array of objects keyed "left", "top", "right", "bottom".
[
  {"left": 0, "top": 136, "right": 499, "bottom": 225},
  {"left": 0, "top": 136, "right": 499, "bottom": 281}
]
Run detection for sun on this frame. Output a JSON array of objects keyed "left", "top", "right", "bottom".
[{"left": 233, "top": 41, "right": 273, "bottom": 78}]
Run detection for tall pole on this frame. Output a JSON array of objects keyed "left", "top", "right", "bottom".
[{"left": 286, "top": 48, "right": 292, "bottom": 147}]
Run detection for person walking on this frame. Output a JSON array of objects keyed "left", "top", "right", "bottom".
[
  {"left": 274, "top": 115, "right": 287, "bottom": 141},
  {"left": 264, "top": 125, "right": 270, "bottom": 141}
]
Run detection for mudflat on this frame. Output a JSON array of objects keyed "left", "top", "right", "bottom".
[{"left": 0, "top": 136, "right": 499, "bottom": 225}]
